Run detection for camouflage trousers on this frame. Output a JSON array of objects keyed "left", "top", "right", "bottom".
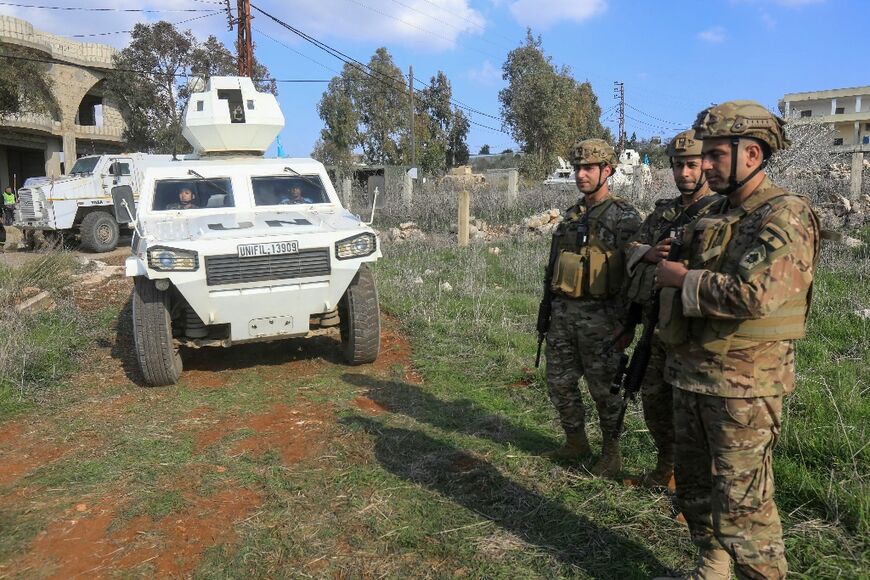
[
  {"left": 545, "top": 296, "right": 624, "bottom": 436},
  {"left": 674, "top": 388, "right": 787, "bottom": 580},
  {"left": 640, "top": 334, "right": 674, "bottom": 465}
]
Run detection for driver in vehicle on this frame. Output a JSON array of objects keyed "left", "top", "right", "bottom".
[
  {"left": 166, "top": 187, "right": 199, "bottom": 210},
  {"left": 280, "top": 184, "right": 313, "bottom": 204}
]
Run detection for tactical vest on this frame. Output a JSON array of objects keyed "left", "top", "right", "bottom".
[
  {"left": 658, "top": 186, "right": 820, "bottom": 354},
  {"left": 2, "top": 191, "right": 13, "bottom": 205},
  {"left": 625, "top": 195, "right": 721, "bottom": 305},
  {"left": 550, "top": 197, "right": 625, "bottom": 299}
]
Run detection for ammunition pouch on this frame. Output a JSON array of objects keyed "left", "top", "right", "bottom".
[
  {"left": 552, "top": 251, "right": 587, "bottom": 298},
  {"left": 551, "top": 244, "right": 624, "bottom": 299},
  {"left": 657, "top": 287, "right": 688, "bottom": 345}
]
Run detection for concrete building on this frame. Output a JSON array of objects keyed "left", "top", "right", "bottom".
[
  {"left": 781, "top": 86, "right": 870, "bottom": 197},
  {"left": 0, "top": 15, "right": 125, "bottom": 191}
]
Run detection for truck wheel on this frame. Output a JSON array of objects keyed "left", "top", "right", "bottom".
[
  {"left": 339, "top": 264, "right": 381, "bottom": 364},
  {"left": 132, "top": 277, "right": 182, "bottom": 386},
  {"left": 80, "top": 211, "right": 119, "bottom": 252}
]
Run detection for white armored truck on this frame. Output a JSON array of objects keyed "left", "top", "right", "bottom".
[
  {"left": 114, "top": 76, "right": 382, "bottom": 386},
  {"left": 15, "top": 154, "right": 163, "bottom": 252}
]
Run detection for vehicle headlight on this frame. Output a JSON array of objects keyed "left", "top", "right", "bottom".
[
  {"left": 335, "top": 233, "right": 377, "bottom": 260},
  {"left": 147, "top": 246, "right": 198, "bottom": 271}
]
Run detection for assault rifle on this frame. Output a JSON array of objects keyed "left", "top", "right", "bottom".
[
  {"left": 609, "top": 232, "right": 684, "bottom": 441},
  {"left": 535, "top": 230, "right": 563, "bottom": 367}
]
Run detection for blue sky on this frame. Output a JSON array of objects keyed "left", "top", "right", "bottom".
[{"left": 2, "top": 0, "right": 866, "bottom": 157}]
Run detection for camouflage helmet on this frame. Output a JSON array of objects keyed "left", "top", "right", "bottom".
[
  {"left": 571, "top": 138, "right": 618, "bottom": 167},
  {"left": 666, "top": 129, "right": 703, "bottom": 158},
  {"left": 692, "top": 100, "right": 789, "bottom": 155}
]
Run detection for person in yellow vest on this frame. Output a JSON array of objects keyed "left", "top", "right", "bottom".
[
  {"left": 2, "top": 186, "right": 14, "bottom": 225},
  {"left": 654, "top": 101, "right": 819, "bottom": 579},
  {"left": 541, "top": 138, "right": 641, "bottom": 476},
  {"left": 622, "top": 130, "right": 721, "bottom": 489}
]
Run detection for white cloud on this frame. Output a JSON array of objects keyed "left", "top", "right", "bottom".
[
  {"left": 468, "top": 60, "right": 501, "bottom": 85},
  {"left": 0, "top": 0, "right": 486, "bottom": 52},
  {"left": 698, "top": 26, "right": 727, "bottom": 43},
  {"left": 508, "top": 0, "right": 606, "bottom": 29},
  {"left": 262, "top": 0, "right": 486, "bottom": 51}
]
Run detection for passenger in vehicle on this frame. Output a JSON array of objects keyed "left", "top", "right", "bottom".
[
  {"left": 280, "top": 184, "right": 313, "bottom": 204},
  {"left": 166, "top": 187, "right": 199, "bottom": 210}
]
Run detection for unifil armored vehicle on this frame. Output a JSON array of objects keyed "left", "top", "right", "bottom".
[
  {"left": 114, "top": 76, "right": 381, "bottom": 386},
  {"left": 15, "top": 153, "right": 169, "bottom": 252}
]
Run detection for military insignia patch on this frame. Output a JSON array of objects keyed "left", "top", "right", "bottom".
[{"left": 740, "top": 245, "right": 767, "bottom": 270}]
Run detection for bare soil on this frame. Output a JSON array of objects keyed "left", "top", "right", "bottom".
[{"left": 0, "top": 268, "right": 419, "bottom": 578}]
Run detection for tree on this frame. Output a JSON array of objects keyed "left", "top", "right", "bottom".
[
  {"left": 315, "top": 55, "right": 470, "bottom": 174},
  {"left": 0, "top": 45, "right": 58, "bottom": 119},
  {"left": 447, "top": 109, "right": 470, "bottom": 166},
  {"left": 478, "top": 144, "right": 490, "bottom": 155},
  {"left": 499, "top": 30, "right": 608, "bottom": 178},
  {"left": 105, "top": 21, "right": 276, "bottom": 153}
]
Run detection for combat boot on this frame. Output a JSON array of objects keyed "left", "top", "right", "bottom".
[
  {"left": 641, "top": 455, "right": 675, "bottom": 490},
  {"left": 652, "top": 548, "right": 732, "bottom": 580},
  {"left": 542, "top": 431, "right": 592, "bottom": 460},
  {"left": 590, "top": 436, "right": 623, "bottom": 477}
]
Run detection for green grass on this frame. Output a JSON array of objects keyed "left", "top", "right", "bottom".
[
  {"left": 0, "top": 254, "right": 104, "bottom": 418},
  {"left": 0, "top": 239, "right": 866, "bottom": 578},
  {"left": 371, "top": 237, "right": 869, "bottom": 578}
]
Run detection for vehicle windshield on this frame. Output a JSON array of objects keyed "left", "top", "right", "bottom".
[
  {"left": 153, "top": 178, "right": 234, "bottom": 211},
  {"left": 251, "top": 175, "right": 328, "bottom": 206},
  {"left": 69, "top": 157, "right": 100, "bottom": 175}
]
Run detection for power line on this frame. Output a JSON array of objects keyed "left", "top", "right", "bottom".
[
  {"left": 625, "top": 103, "right": 688, "bottom": 128},
  {"left": 0, "top": 52, "right": 329, "bottom": 84},
  {"left": 0, "top": 1, "right": 220, "bottom": 12},
  {"left": 250, "top": 3, "right": 510, "bottom": 135},
  {"left": 253, "top": 26, "right": 341, "bottom": 76}
]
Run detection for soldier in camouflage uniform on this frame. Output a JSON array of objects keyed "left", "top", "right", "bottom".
[
  {"left": 654, "top": 101, "right": 820, "bottom": 580},
  {"left": 543, "top": 138, "right": 641, "bottom": 476},
  {"left": 623, "top": 130, "right": 720, "bottom": 489}
]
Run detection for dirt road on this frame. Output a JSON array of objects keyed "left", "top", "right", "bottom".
[{"left": 0, "top": 271, "right": 420, "bottom": 577}]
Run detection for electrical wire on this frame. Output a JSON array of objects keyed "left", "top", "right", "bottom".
[
  {"left": 0, "top": 1, "right": 220, "bottom": 12},
  {"left": 251, "top": 3, "right": 510, "bottom": 135},
  {"left": 625, "top": 103, "right": 688, "bottom": 128}
]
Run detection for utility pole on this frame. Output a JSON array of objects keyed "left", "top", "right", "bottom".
[
  {"left": 613, "top": 81, "right": 625, "bottom": 154},
  {"left": 230, "top": 0, "right": 253, "bottom": 78},
  {"left": 408, "top": 65, "right": 416, "bottom": 169}
]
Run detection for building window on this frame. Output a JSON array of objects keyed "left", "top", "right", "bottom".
[
  {"left": 835, "top": 107, "right": 845, "bottom": 114},
  {"left": 833, "top": 138, "right": 844, "bottom": 146},
  {"left": 865, "top": 123, "right": 870, "bottom": 131},
  {"left": 800, "top": 110, "right": 812, "bottom": 117}
]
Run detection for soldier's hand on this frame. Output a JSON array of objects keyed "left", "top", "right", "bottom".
[
  {"left": 655, "top": 260, "right": 688, "bottom": 289},
  {"left": 644, "top": 238, "right": 672, "bottom": 263}
]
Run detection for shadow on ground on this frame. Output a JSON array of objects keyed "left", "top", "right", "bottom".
[
  {"left": 341, "top": 372, "right": 554, "bottom": 454},
  {"left": 342, "top": 415, "right": 668, "bottom": 578}
]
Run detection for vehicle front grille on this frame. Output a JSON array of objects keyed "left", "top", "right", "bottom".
[
  {"left": 16, "top": 189, "right": 38, "bottom": 220},
  {"left": 205, "top": 247, "right": 331, "bottom": 286}
]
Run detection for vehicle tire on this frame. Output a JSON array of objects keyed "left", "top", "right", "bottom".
[
  {"left": 339, "top": 264, "right": 381, "bottom": 364},
  {"left": 132, "top": 277, "right": 182, "bottom": 386},
  {"left": 79, "top": 211, "right": 119, "bottom": 252}
]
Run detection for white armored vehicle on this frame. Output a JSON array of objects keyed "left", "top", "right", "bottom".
[
  {"left": 15, "top": 153, "right": 164, "bottom": 252},
  {"left": 115, "top": 76, "right": 382, "bottom": 386}
]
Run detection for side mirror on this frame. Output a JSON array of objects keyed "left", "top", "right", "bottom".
[{"left": 111, "top": 185, "right": 137, "bottom": 224}]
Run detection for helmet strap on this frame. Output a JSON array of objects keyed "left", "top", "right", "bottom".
[
  {"left": 586, "top": 163, "right": 608, "bottom": 195},
  {"left": 720, "top": 137, "right": 766, "bottom": 196}
]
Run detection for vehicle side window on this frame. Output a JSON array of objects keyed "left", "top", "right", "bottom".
[
  {"left": 153, "top": 178, "right": 235, "bottom": 211},
  {"left": 251, "top": 175, "right": 327, "bottom": 206}
]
